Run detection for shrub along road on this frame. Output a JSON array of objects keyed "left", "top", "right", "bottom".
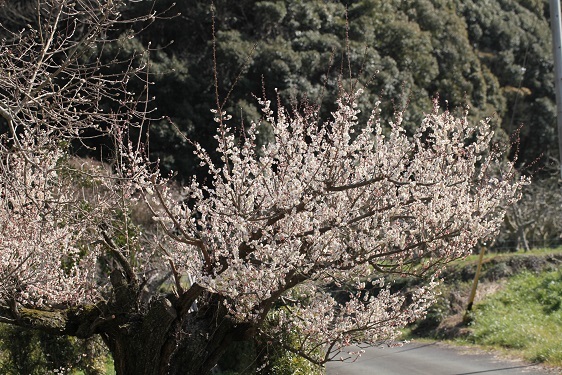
[{"left": 326, "top": 341, "right": 557, "bottom": 375}]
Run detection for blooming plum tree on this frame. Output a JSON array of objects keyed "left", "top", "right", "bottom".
[{"left": 0, "top": 1, "right": 525, "bottom": 374}]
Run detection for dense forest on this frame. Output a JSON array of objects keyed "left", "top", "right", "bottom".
[{"left": 107, "top": 0, "right": 554, "bottom": 179}]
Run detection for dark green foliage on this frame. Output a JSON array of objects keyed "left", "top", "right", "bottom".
[
  {"left": 217, "top": 341, "right": 257, "bottom": 374},
  {"left": 106, "top": 0, "right": 553, "bottom": 180},
  {"left": 46, "top": 0, "right": 552, "bottom": 180},
  {"left": 0, "top": 324, "right": 107, "bottom": 374},
  {"left": 455, "top": 0, "right": 554, "bottom": 167}
]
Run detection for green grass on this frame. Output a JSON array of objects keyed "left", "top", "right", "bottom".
[{"left": 462, "top": 269, "right": 562, "bottom": 366}]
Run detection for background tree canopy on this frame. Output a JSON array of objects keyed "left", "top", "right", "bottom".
[{"left": 110, "top": 0, "right": 554, "bottom": 179}]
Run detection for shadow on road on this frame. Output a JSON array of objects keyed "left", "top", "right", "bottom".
[
  {"left": 394, "top": 342, "right": 437, "bottom": 353},
  {"left": 453, "top": 365, "right": 540, "bottom": 375}
]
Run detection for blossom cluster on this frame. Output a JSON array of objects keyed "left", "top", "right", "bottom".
[
  {"left": 0, "top": 134, "right": 100, "bottom": 306},
  {"left": 127, "top": 90, "right": 524, "bottom": 359},
  {"left": 0, "top": 0, "right": 154, "bottom": 308}
]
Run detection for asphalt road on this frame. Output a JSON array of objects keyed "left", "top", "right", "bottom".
[{"left": 326, "top": 341, "right": 558, "bottom": 375}]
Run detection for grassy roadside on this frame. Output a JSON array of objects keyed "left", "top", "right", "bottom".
[
  {"left": 406, "top": 247, "right": 562, "bottom": 368},
  {"left": 462, "top": 269, "right": 562, "bottom": 366}
]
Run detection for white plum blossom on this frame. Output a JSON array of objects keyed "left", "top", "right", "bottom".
[{"left": 124, "top": 90, "right": 524, "bottom": 362}]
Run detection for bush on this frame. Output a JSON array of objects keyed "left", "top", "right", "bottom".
[
  {"left": 0, "top": 324, "right": 108, "bottom": 375},
  {"left": 216, "top": 337, "right": 324, "bottom": 375}
]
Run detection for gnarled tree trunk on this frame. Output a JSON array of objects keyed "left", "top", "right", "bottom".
[
  {"left": 0, "top": 275, "right": 253, "bottom": 375},
  {"left": 100, "top": 294, "right": 252, "bottom": 375}
]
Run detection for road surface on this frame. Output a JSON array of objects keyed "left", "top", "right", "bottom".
[{"left": 326, "top": 341, "right": 558, "bottom": 375}]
